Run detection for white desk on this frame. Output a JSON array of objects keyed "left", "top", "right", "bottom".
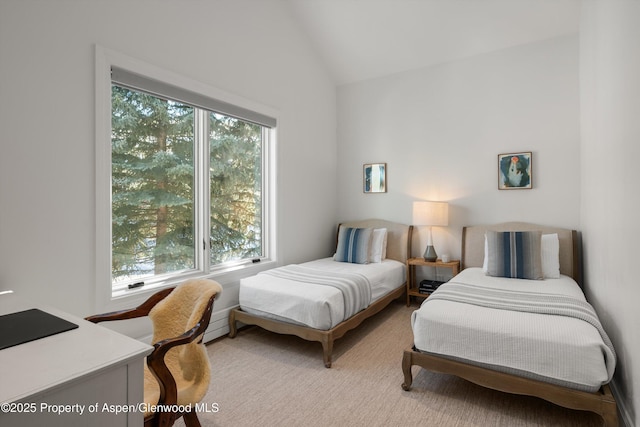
[{"left": 0, "top": 291, "right": 152, "bottom": 426}]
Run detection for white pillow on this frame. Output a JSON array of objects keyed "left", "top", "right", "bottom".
[
  {"left": 483, "top": 235, "right": 489, "bottom": 272},
  {"left": 382, "top": 229, "right": 388, "bottom": 260},
  {"left": 482, "top": 232, "right": 560, "bottom": 279},
  {"left": 369, "top": 228, "right": 388, "bottom": 263},
  {"left": 541, "top": 233, "right": 560, "bottom": 278}
]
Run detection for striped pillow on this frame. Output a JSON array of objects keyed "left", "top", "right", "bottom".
[
  {"left": 486, "top": 231, "right": 543, "bottom": 280},
  {"left": 335, "top": 227, "right": 373, "bottom": 264}
]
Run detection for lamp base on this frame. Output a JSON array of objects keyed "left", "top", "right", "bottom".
[{"left": 423, "top": 245, "right": 438, "bottom": 262}]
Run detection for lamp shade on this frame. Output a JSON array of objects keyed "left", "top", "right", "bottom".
[{"left": 412, "top": 201, "right": 448, "bottom": 226}]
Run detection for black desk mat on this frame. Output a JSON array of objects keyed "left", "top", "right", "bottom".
[{"left": 0, "top": 308, "right": 79, "bottom": 350}]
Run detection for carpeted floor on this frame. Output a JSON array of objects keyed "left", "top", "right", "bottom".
[{"left": 177, "top": 300, "right": 604, "bottom": 426}]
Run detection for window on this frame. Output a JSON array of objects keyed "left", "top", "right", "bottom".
[
  {"left": 111, "top": 87, "right": 198, "bottom": 286},
  {"left": 96, "top": 48, "right": 276, "bottom": 302}
]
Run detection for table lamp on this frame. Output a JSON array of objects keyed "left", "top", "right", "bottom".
[{"left": 412, "top": 201, "right": 448, "bottom": 262}]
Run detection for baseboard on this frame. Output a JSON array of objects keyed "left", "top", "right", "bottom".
[
  {"left": 134, "top": 304, "right": 237, "bottom": 345},
  {"left": 610, "top": 378, "right": 634, "bottom": 427}
]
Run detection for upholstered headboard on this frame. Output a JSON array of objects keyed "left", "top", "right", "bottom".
[
  {"left": 337, "top": 219, "right": 413, "bottom": 263},
  {"left": 461, "top": 222, "right": 581, "bottom": 285}
]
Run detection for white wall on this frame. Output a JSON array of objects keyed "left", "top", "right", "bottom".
[
  {"left": 580, "top": 2, "right": 640, "bottom": 425},
  {"left": 0, "top": 0, "right": 337, "bottom": 335},
  {"left": 337, "top": 35, "right": 580, "bottom": 261}
]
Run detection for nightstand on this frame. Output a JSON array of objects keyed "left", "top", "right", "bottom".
[{"left": 406, "top": 257, "right": 460, "bottom": 306}]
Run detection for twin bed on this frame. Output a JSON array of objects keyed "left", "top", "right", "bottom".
[
  {"left": 402, "top": 222, "right": 618, "bottom": 426},
  {"left": 228, "top": 219, "right": 413, "bottom": 368},
  {"left": 228, "top": 219, "right": 617, "bottom": 425}
]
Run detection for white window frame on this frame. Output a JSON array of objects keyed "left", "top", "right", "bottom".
[{"left": 95, "top": 45, "right": 277, "bottom": 312}]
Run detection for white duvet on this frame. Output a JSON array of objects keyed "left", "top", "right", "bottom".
[
  {"left": 239, "top": 257, "right": 405, "bottom": 330},
  {"left": 411, "top": 268, "right": 616, "bottom": 392}
]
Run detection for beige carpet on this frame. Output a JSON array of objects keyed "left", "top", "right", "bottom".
[{"left": 178, "top": 301, "right": 604, "bottom": 427}]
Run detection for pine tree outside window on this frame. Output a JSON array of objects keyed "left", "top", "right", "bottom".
[{"left": 101, "top": 59, "right": 275, "bottom": 296}]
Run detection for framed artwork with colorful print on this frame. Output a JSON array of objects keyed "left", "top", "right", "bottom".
[{"left": 498, "top": 152, "right": 532, "bottom": 190}]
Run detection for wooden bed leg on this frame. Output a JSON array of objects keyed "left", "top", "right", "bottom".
[
  {"left": 601, "top": 409, "right": 619, "bottom": 427},
  {"left": 321, "top": 336, "right": 333, "bottom": 368},
  {"left": 401, "top": 349, "right": 414, "bottom": 391},
  {"left": 228, "top": 309, "right": 237, "bottom": 338},
  {"left": 600, "top": 384, "right": 619, "bottom": 427}
]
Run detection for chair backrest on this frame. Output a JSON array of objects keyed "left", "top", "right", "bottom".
[
  {"left": 147, "top": 279, "right": 222, "bottom": 403},
  {"left": 149, "top": 279, "right": 222, "bottom": 343}
]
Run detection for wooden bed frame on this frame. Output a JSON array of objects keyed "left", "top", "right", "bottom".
[
  {"left": 229, "top": 219, "right": 413, "bottom": 368},
  {"left": 401, "top": 222, "right": 618, "bottom": 427}
]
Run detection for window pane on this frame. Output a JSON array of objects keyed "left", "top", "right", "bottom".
[
  {"left": 111, "top": 85, "right": 195, "bottom": 285},
  {"left": 209, "top": 112, "right": 263, "bottom": 265}
]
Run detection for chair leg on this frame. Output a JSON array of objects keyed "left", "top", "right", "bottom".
[{"left": 183, "top": 411, "right": 202, "bottom": 427}]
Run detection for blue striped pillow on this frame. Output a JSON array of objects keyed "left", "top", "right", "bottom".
[
  {"left": 486, "top": 231, "right": 543, "bottom": 280},
  {"left": 335, "top": 227, "right": 373, "bottom": 264}
]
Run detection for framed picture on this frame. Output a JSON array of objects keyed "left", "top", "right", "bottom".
[
  {"left": 498, "top": 152, "right": 532, "bottom": 190},
  {"left": 363, "top": 163, "right": 387, "bottom": 193}
]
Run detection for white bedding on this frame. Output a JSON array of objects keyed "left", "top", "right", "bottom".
[
  {"left": 411, "top": 268, "right": 616, "bottom": 392},
  {"left": 239, "top": 257, "right": 405, "bottom": 330}
]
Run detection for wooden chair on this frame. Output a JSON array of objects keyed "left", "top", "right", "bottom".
[{"left": 86, "top": 279, "right": 222, "bottom": 427}]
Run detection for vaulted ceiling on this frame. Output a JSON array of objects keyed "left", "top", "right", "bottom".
[{"left": 286, "top": 0, "right": 581, "bottom": 85}]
